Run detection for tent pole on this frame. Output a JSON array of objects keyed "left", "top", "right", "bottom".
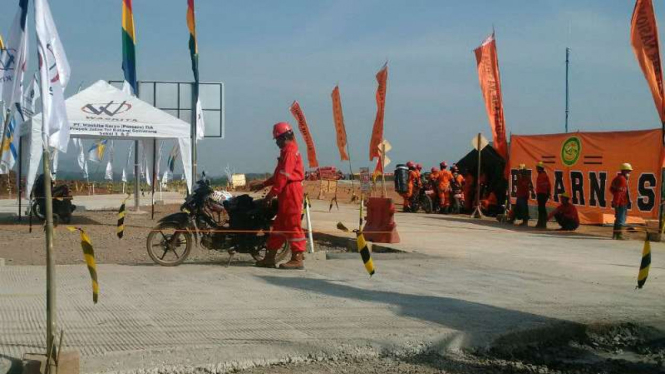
[
  {"left": 18, "top": 136, "right": 22, "bottom": 221},
  {"left": 151, "top": 139, "right": 156, "bottom": 220},
  {"left": 134, "top": 140, "right": 140, "bottom": 211},
  {"left": 191, "top": 83, "right": 198, "bottom": 186}
]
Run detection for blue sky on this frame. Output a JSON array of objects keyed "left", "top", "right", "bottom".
[{"left": 1, "top": 0, "right": 663, "bottom": 177}]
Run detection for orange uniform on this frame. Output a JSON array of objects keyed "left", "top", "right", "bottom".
[
  {"left": 436, "top": 169, "right": 453, "bottom": 208},
  {"left": 401, "top": 170, "right": 419, "bottom": 209}
]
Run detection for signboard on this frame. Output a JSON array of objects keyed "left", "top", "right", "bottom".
[
  {"left": 359, "top": 167, "right": 371, "bottom": 192},
  {"left": 471, "top": 134, "right": 489, "bottom": 151},
  {"left": 231, "top": 174, "right": 246, "bottom": 188}
]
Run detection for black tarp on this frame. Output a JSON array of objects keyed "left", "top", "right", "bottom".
[{"left": 456, "top": 146, "right": 508, "bottom": 206}]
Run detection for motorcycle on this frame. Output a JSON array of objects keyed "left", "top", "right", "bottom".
[
  {"left": 408, "top": 185, "right": 434, "bottom": 214},
  {"left": 146, "top": 178, "right": 289, "bottom": 266},
  {"left": 31, "top": 174, "right": 76, "bottom": 224}
]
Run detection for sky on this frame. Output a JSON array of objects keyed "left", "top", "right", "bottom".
[{"left": 1, "top": 0, "right": 663, "bottom": 177}]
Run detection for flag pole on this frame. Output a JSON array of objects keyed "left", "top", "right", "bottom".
[
  {"left": 565, "top": 47, "right": 570, "bottom": 133},
  {"left": 380, "top": 141, "right": 387, "bottom": 198}
]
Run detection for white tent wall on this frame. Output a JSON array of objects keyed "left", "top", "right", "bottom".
[{"left": 19, "top": 80, "right": 194, "bottom": 198}]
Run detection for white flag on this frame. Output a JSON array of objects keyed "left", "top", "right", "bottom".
[
  {"left": 123, "top": 141, "right": 133, "bottom": 180},
  {"left": 196, "top": 98, "right": 205, "bottom": 140},
  {"left": 0, "top": 0, "right": 29, "bottom": 110},
  {"left": 121, "top": 168, "right": 127, "bottom": 183},
  {"left": 104, "top": 140, "right": 114, "bottom": 180},
  {"left": 51, "top": 146, "right": 59, "bottom": 180},
  {"left": 82, "top": 159, "right": 89, "bottom": 180},
  {"left": 36, "top": 0, "right": 71, "bottom": 152},
  {"left": 21, "top": 73, "right": 39, "bottom": 120},
  {"left": 0, "top": 104, "right": 24, "bottom": 173},
  {"left": 76, "top": 139, "right": 85, "bottom": 170}
]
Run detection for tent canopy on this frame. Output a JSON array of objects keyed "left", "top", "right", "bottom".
[{"left": 21, "top": 80, "right": 193, "bottom": 193}]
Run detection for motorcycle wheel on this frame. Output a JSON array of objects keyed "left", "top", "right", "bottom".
[
  {"left": 420, "top": 195, "right": 433, "bottom": 214},
  {"left": 146, "top": 222, "right": 192, "bottom": 266},
  {"left": 32, "top": 202, "right": 45, "bottom": 221},
  {"left": 251, "top": 241, "right": 290, "bottom": 263}
]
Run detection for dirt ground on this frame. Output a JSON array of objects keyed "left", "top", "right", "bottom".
[{"left": 231, "top": 323, "right": 665, "bottom": 374}]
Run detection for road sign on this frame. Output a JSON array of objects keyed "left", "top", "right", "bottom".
[
  {"left": 359, "top": 167, "right": 371, "bottom": 192},
  {"left": 471, "top": 134, "right": 489, "bottom": 151}
]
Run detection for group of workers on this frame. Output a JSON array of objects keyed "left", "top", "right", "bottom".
[
  {"left": 400, "top": 161, "right": 466, "bottom": 213},
  {"left": 512, "top": 161, "right": 633, "bottom": 239}
]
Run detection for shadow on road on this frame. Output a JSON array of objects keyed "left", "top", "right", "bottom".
[{"left": 259, "top": 275, "right": 575, "bottom": 348}]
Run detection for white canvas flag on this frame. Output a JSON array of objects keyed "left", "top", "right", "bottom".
[
  {"left": 21, "top": 73, "right": 39, "bottom": 120},
  {"left": 0, "top": 0, "right": 29, "bottom": 110},
  {"left": 104, "top": 140, "right": 114, "bottom": 180},
  {"left": 196, "top": 98, "right": 205, "bottom": 140},
  {"left": 36, "top": 0, "right": 71, "bottom": 152},
  {"left": 123, "top": 141, "right": 133, "bottom": 180},
  {"left": 0, "top": 104, "right": 24, "bottom": 173},
  {"left": 76, "top": 139, "right": 85, "bottom": 170},
  {"left": 121, "top": 168, "right": 127, "bottom": 183}
]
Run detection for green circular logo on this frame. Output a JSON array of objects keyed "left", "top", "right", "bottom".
[{"left": 561, "top": 136, "right": 581, "bottom": 167}]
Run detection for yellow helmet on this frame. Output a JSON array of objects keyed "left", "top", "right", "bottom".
[
  {"left": 519, "top": 163, "right": 526, "bottom": 170},
  {"left": 536, "top": 161, "right": 545, "bottom": 169},
  {"left": 560, "top": 192, "right": 571, "bottom": 199},
  {"left": 620, "top": 163, "right": 633, "bottom": 171}
]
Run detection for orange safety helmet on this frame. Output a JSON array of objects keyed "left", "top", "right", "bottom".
[
  {"left": 439, "top": 161, "right": 448, "bottom": 169},
  {"left": 272, "top": 122, "right": 293, "bottom": 139},
  {"left": 406, "top": 161, "right": 415, "bottom": 168},
  {"left": 431, "top": 167, "right": 438, "bottom": 173},
  {"left": 416, "top": 163, "right": 422, "bottom": 170}
]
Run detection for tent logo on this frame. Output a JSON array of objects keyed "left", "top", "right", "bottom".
[
  {"left": 0, "top": 49, "right": 17, "bottom": 71},
  {"left": 561, "top": 136, "right": 581, "bottom": 167},
  {"left": 82, "top": 101, "right": 132, "bottom": 116}
]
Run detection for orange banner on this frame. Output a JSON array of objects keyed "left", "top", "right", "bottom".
[
  {"left": 631, "top": 0, "right": 665, "bottom": 124},
  {"left": 509, "top": 129, "right": 663, "bottom": 224},
  {"left": 474, "top": 34, "right": 508, "bottom": 160},
  {"left": 369, "top": 63, "right": 388, "bottom": 160},
  {"left": 290, "top": 101, "right": 319, "bottom": 168},
  {"left": 331, "top": 86, "right": 349, "bottom": 161}
]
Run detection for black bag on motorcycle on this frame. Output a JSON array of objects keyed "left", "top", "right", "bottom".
[{"left": 394, "top": 164, "right": 409, "bottom": 194}]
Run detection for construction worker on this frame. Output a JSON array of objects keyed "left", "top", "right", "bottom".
[
  {"left": 415, "top": 163, "right": 423, "bottom": 191},
  {"left": 449, "top": 165, "right": 465, "bottom": 214},
  {"left": 510, "top": 164, "right": 533, "bottom": 226},
  {"left": 251, "top": 122, "right": 306, "bottom": 269},
  {"left": 400, "top": 161, "right": 418, "bottom": 212},
  {"left": 429, "top": 167, "right": 440, "bottom": 186},
  {"left": 535, "top": 161, "right": 551, "bottom": 229},
  {"left": 436, "top": 162, "right": 453, "bottom": 213},
  {"left": 610, "top": 163, "right": 632, "bottom": 240},
  {"left": 547, "top": 192, "right": 579, "bottom": 231}
]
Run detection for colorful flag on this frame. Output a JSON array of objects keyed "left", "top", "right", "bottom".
[
  {"left": 0, "top": 0, "right": 29, "bottom": 110},
  {"left": 36, "top": 0, "right": 71, "bottom": 152},
  {"left": 290, "top": 100, "right": 319, "bottom": 168},
  {"left": 474, "top": 33, "right": 508, "bottom": 159},
  {"left": 0, "top": 34, "right": 5, "bottom": 50},
  {"left": 122, "top": 0, "right": 137, "bottom": 96},
  {"left": 369, "top": 63, "right": 388, "bottom": 161},
  {"left": 187, "top": 0, "right": 205, "bottom": 140},
  {"left": 88, "top": 139, "right": 108, "bottom": 162},
  {"left": 631, "top": 0, "right": 665, "bottom": 129},
  {"left": 0, "top": 103, "right": 24, "bottom": 173},
  {"left": 331, "top": 85, "right": 349, "bottom": 161},
  {"left": 167, "top": 143, "right": 178, "bottom": 173}
]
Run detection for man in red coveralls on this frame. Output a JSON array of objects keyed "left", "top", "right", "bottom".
[
  {"left": 547, "top": 192, "right": 579, "bottom": 231},
  {"left": 510, "top": 164, "right": 533, "bottom": 226},
  {"left": 251, "top": 122, "right": 306, "bottom": 269},
  {"left": 535, "top": 161, "right": 552, "bottom": 229},
  {"left": 610, "top": 163, "right": 632, "bottom": 240}
]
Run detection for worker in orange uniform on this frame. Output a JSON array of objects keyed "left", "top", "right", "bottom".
[
  {"left": 535, "top": 161, "right": 552, "bottom": 229},
  {"left": 415, "top": 163, "right": 423, "bottom": 191},
  {"left": 510, "top": 164, "right": 533, "bottom": 226},
  {"left": 400, "top": 161, "right": 418, "bottom": 212},
  {"left": 610, "top": 163, "right": 632, "bottom": 240},
  {"left": 251, "top": 122, "right": 306, "bottom": 269},
  {"left": 436, "top": 162, "right": 453, "bottom": 214},
  {"left": 547, "top": 192, "right": 579, "bottom": 231}
]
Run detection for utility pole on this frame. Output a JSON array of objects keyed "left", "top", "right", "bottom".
[
  {"left": 565, "top": 47, "right": 570, "bottom": 133},
  {"left": 191, "top": 83, "right": 198, "bottom": 185}
]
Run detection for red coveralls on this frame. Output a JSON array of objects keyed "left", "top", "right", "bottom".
[{"left": 263, "top": 141, "right": 306, "bottom": 253}]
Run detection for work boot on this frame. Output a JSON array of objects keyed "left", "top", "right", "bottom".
[
  {"left": 614, "top": 233, "right": 628, "bottom": 240},
  {"left": 255, "top": 250, "right": 277, "bottom": 268},
  {"left": 279, "top": 251, "right": 304, "bottom": 270},
  {"left": 520, "top": 220, "right": 529, "bottom": 227}
]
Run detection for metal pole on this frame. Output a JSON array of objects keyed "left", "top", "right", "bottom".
[
  {"left": 151, "top": 139, "right": 156, "bottom": 220},
  {"left": 473, "top": 133, "right": 483, "bottom": 218},
  {"left": 304, "top": 196, "right": 315, "bottom": 253},
  {"left": 18, "top": 136, "right": 22, "bottom": 221},
  {"left": 42, "top": 146, "right": 57, "bottom": 373},
  {"left": 565, "top": 47, "right": 570, "bottom": 133},
  {"left": 380, "top": 142, "right": 387, "bottom": 198},
  {"left": 191, "top": 83, "right": 198, "bottom": 185}
]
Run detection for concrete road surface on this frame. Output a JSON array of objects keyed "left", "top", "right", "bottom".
[{"left": 1, "top": 199, "right": 664, "bottom": 373}]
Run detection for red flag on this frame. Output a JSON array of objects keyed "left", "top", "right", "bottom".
[
  {"left": 369, "top": 63, "right": 388, "bottom": 160},
  {"left": 290, "top": 101, "right": 319, "bottom": 168},
  {"left": 331, "top": 86, "right": 349, "bottom": 161},
  {"left": 474, "top": 34, "right": 508, "bottom": 160},
  {"left": 631, "top": 0, "right": 665, "bottom": 127}
]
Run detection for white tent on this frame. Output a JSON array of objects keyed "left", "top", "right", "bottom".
[{"left": 20, "top": 80, "right": 193, "bottom": 197}]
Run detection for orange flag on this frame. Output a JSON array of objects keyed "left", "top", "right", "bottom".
[
  {"left": 331, "top": 86, "right": 349, "bottom": 161},
  {"left": 474, "top": 33, "right": 508, "bottom": 160},
  {"left": 290, "top": 101, "right": 319, "bottom": 168},
  {"left": 369, "top": 63, "right": 388, "bottom": 161},
  {"left": 631, "top": 0, "right": 665, "bottom": 126}
]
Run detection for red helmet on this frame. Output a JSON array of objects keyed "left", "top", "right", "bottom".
[
  {"left": 272, "top": 122, "right": 293, "bottom": 139},
  {"left": 406, "top": 161, "right": 415, "bottom": 168},
  {"left": 439, "top": 161, "right": 448, "bottom": 169},
  {"left": 416, "top": 163, "right": 422, "bottom": 170},
  {"left": 431, "top": 167, "right": 438, "bottom": 173}
]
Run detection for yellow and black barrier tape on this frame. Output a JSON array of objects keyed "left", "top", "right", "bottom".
[
  {"left": 117, "top": 194, "right": 130, "bottom": 239},
  {"left": 637, "top": 238, "right": 651, "bottom": 289},
  {"left": 336, "top": 197, "right": 374, "bottom": 276},
  {"left": 67, "top": 227, "right": 99, "bottom": 303}
]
